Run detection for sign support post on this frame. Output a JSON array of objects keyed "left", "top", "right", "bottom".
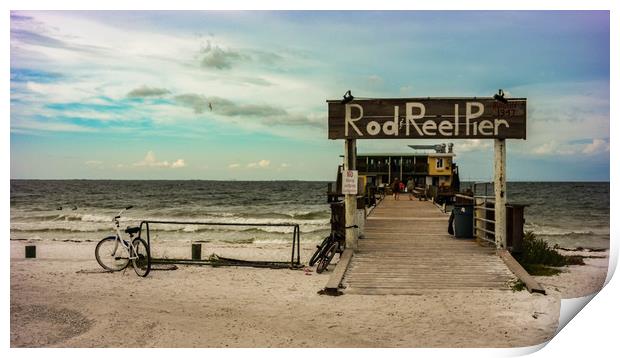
[
  {"left": 494, "top": 138, "right": 507, "bottom": 249},
  {"left": 327, "top": 96, "right": 526, "bottom": 252},
  {"left": 344, "top": 138, "right": 358, "bottom": 250}
]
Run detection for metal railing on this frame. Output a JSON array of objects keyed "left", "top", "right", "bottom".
[
  {"left": 138, "top": 220, "right": 302, "bottom": 268},
  {"left": 473, "top": 182, "right": 496, "bottom": 246}
]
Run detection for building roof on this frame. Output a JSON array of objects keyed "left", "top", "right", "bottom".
[{"left": 357, "top": 152, "right": 456, "bottom": 157}]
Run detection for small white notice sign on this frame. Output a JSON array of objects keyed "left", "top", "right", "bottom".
[{"left": 342, "top": 170, "right": 358, "bottom": 194}]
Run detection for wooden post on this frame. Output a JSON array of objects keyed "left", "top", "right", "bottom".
[
  {"left": 388, "top": 156, "right": 391, "bottom": 184},
  {"left": 192, "top": 243, "right": 201, "bottom": 260},
  {"left": 344, "top": 139, "right": 358, "bottom": 250},
  {"left": 494, "top": 139, "right": 507, "bottom": 249},
  {"left": 25, "top": 245, "right": 36, "bottom": 258},
  {"left": 474, "top": 197, "right": 483, "bottom": 245}
]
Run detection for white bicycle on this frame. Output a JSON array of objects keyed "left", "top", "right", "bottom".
[{"left": 94, "top": 206, "right": 151, "bottom": 277}]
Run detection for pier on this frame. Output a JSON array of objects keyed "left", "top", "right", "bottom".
[{"left": 339, "top": 197, "right": 516, "bottom": 295}]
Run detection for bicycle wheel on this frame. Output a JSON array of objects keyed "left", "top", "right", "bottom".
[
  {"left": 309, "top": 236, "right": 332, "bottom": 266},
  {"left": 131, "top": 238, "right": 151, "bottom": 277},
  {"left": 316, "top": 242, "right": 338, "bottom": 274},
  {"left": 95, "top": 236, "right": 130, "bottom": 271}
]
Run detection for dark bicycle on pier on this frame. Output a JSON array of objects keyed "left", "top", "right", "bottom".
[
  {"left": 309, "top": 202, "right": 357, "bottom": 273},
  {"left": 309, "top": 223, "right": 357, "bottom": 273}
]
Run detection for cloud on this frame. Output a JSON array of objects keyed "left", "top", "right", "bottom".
[
  {"left": 198, "top": 40, "right": 285, "bottom": 71},
  {"left": 11, "top": 26, "right": 106, "bottom": 55},
  {"left": 247, "top": 159, "right": 270, "bottom": 168},
  {"left": 11, "top": 28, "right": 69, "bottom": 49},
  {"left": 171, "top": 159, "right": 186, "bottom": 168},
  {"left": 174, "top": 94, "right": 284, "bottom": 116},
  {"left": 228, "top": 163, "right": 240, "bottom": 169},
  {"left": 400, "top": 85, "right": 413, "bottom": 95},
  {"left": 367, "top": 75, "right": 384, "bottom": 86},
  {"left": 530, "top": 138, "right": 609, "bottom": 157},
  {"left": 172, "top": 94, "right": 209, "bottom": 114},
  {"left": 236, "top": 76, "right": 273, "bottom": 86},
  {"left": 133, "top": 151, "right": 186, "bottom": 168},
  {"left": 127, "top": 86, "right": 170, "bottom": 98},
  {"left": 11, "top": 68, "right": 63, "bottom": 83},
  {"left": 582, "top": 138, "right": 609, "bottom": 155},
  {"left": 10, "top": 13, "right": 33, "bottom": 22},
  {"left": 200, "top": 42, "right": 247, "bottom": 70},
  {"left": 11, "top": 119, "right": 95, "bottom": 133},
  {"left": 173, "top": 93, "right": 323, "bottom": 127},
  {"left": 85, "top": 160, "right": 104, "bottom": 169},
  {"left": 532, "top": 141, "right": 577, "bottom": 155},
  {"left": 455, "top": 139, "right": 491, "bottom": 153},
  {"left": 249, "top": 49, "right": 284, "bottom": 65}
]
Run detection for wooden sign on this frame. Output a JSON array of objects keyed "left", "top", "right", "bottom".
[{"left": 327, "top": 98, "right": 526, "bottom": 140}]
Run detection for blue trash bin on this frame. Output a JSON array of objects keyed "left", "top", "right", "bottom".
[{"left": 453, "top": 205, "right": 473, "bottom": 239}]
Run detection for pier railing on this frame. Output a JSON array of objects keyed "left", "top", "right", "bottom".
[
  {"left": 138, "top": 220, "right": 302, "bottom": 268},
  {"left": 472, "top": 182, "right": 497, "bottom": 246},
  {"left": 463, "top": 183, "right": 526, "bottom": 252}
]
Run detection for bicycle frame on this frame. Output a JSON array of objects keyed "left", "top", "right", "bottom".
[{"left": 109, "top": 207, "right": 139, "bottom": 260}]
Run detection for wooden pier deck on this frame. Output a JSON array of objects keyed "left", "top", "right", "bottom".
[{"left": 342, "top": 196, "right": 516, "bottom": 295}]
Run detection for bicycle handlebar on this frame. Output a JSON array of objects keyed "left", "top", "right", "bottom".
[{"left": 114, "top": 205, "right": 134, "bottom": 221}]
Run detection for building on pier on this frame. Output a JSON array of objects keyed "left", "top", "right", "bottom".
[{"left": 355, "top": 143, "right": 460, "bottom": 203}]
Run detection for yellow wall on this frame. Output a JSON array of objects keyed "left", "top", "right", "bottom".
[{"left": 428, "top": 156, "right": 452, "bottom": 176}]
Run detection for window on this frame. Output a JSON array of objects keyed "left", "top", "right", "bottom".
[{"left": 436, "top": 158, "right": 444, "bottom": 169}]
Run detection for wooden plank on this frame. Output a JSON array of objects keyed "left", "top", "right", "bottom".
[
  {"left": 324, "top": 248, "right": 354, "bottom": 295},
  {"left": 345, "top": 288, "right": 510, "bottom": 295},
  {"left": 342, "top": 196, "right": 518, "bottom": 295},
  {"left": 498, "top": 249, "right": 546, "bottom": 294}
]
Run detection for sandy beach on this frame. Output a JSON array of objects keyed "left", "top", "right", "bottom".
[
  {"left": 535, "top": 249, "right": 609, "bottom": 299},
  {"left": 9, "top": 238, "right": 609, "bottom": 348}
]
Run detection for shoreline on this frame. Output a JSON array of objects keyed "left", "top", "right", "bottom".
[{"left": 10, "top": 239, "right": 609, "bottom": 348}]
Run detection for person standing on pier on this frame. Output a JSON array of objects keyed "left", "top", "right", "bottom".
[
  {"left": 406, "top": 177, "right": 415, "bottom": 200},
  {"left": 392, "top": 178, "right": 401, "bottom": 200}
]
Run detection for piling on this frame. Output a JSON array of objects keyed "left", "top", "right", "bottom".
[
  {"left": 344, "top": 138, "right": 358, "bottom": 249},
  {"left": 25, "top": 245, "right": 36, "bottom": 258},
  {"left": 191, "top": 243, "right": 201, "bottom": 260}
]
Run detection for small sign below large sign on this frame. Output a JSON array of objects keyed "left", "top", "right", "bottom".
[
  {"left": 342, "top": 169, "right": 358, "bottom": 195},
  {"left": 327, "top": 98, "right": 526, "bottom": 140}
]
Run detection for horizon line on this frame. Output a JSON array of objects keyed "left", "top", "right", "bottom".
[{"left": 9, "top": 178, "right": 611, "bottom": 183}]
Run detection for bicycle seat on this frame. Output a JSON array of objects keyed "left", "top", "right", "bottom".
[{"left": 125, "top": 226, "right": 141, "bottom": 235}]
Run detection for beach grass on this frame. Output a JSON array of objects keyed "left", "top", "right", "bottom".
[{"left": 515, "top": 231, "right": 584, "bottom": 276}]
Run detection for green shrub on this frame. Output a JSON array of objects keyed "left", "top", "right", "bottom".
[
  {"left": 519, "top": 231, "right": 567, "bottom": 267},
  {"left": 511, "top": 280, "right": 526, "bottom": 292},
  {"left": 513, "top": 232, "right": 586, "bottom": 276}
]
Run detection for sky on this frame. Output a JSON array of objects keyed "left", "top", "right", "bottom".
[{"left": 9, "top": 10, "right": 610, "bottom": 181}]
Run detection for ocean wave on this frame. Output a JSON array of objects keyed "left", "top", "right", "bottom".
[
  {"left": 10, "top": 226, "right": 110, "bottom": 233},
  {"left": 10, "top": 221, "right": 330, "bottom": 235},
  {"left": 236, "top": 210, "right": 330, "bottom": 220},
  {"left": 525, "top": 223, "right": 609, "bottom": 237},
  {"left": 12, "top": 210, "right": 330, "bottom": 225},
  {"left": 11, "top": 212, "right": 113, "bottom": 223},
  {"left": 155, "top": 224, "right": 329, "bottom": 234}
]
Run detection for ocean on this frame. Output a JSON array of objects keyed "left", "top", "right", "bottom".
[{"left": 10, "top": 180, "right": 609, "bottom": 249}]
